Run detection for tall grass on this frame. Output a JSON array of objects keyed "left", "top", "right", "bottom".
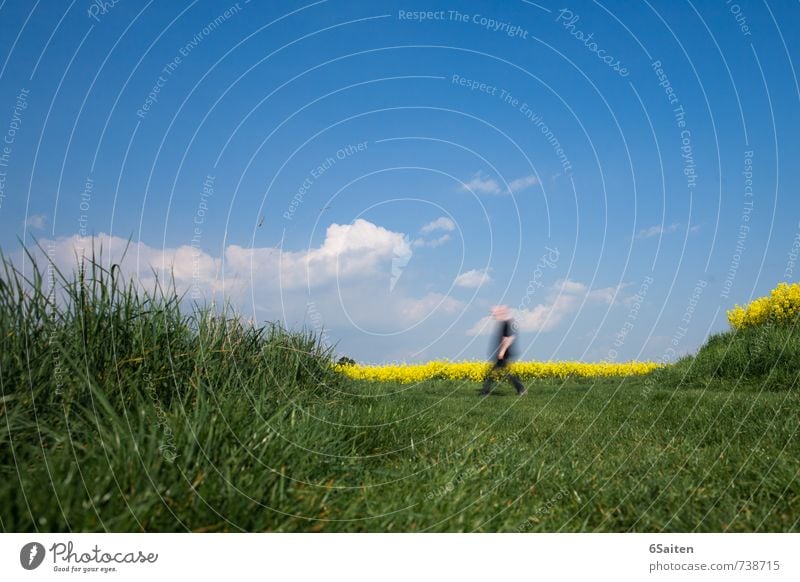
[
  {"left": 653, "top": 322, "right": 800, "bottom": 389},
  {"left": 1, "top": 249, "right": 797, "bottom": 531},
  {"left": 0, "top": 248, "right": 342, "bottom": 531}
]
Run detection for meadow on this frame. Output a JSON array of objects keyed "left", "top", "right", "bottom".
[{"left": 1, "top": 252, "right": 798, "bottom": 532}]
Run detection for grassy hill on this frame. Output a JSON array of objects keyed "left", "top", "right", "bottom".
[{"left": 1, "top": 253, "right": 798, "bottom": 531}]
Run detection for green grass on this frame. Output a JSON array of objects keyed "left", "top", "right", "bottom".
[
  {"left": 1, "top": 250, "right": 798, "bottom": 532},
  {"left": 654, "top": 323, "right": 800, "bottom": 389}
]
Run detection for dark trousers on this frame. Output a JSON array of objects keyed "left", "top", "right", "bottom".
[{"left": 481, "top": 358, "right": 525, "bottom": 395}]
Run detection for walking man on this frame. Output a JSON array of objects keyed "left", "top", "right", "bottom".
[{"left": 480, "top": 305, "right": 527, "bottom": 396}]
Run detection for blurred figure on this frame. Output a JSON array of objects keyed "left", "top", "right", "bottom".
[{"left": 480, "top": 305, "right": 526, "bottom": 396}]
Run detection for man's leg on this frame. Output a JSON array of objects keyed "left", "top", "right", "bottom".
[
  {"left": 508, "top": 370, "right": 526, "bottom": 395},
  {"left": 480, "top": 361, "right": 501, "bottom": 395},
  {"left": 498, "top": 359, "right": 526, "bottom": 395}
]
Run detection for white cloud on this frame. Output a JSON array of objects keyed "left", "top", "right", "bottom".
[
  {"left": 226, "top": 218, "right": 412, "bottom": 289},
  {"left": 637, "top": 223, "right": 681, "bottom": 239},
  {"left": 412, "top": 234, "right": 451, "bottom": 248},
  {"left": 414, "top": 217, "right": 455, "bottom": 248},
  {"left": 555, "top": 279, "right": 587, "bottom": 294},
  {"left": 462, "top": 172, "right": 539, "bottom": 195},
  {"left": 420, "top": 217, "right": 455, "bottom": 234},
  {"left": 24, "top": 214, "right": 47, "bottom": 230},
  {"left": 462, "top": 171, "right": 501, "bottom": 194},
  {"left": 454, "top": 268, "right": 492, "bottom": 288},
  {"left": 586, "top": 285, "right": 624, "bottom": 305},
  {"left": 398, "top": 293, "right": 462, "bottom": 320},
  {"left": 467, "top": 278, "right": 621, "bottom": 335},
  {"left": 636, "top": 222, "right": 700, "bottom": 240},
  {"left": 28, "top": 219, "right": 408, "bottom": 293},
  {"left": 508, "top": 174, "right": 539, "bottom": 192},
  {"left": 21, "top": 219, "right": 463, "bottom": 334}
]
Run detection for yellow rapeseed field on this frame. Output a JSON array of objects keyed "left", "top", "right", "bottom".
[
  {"left": 335, "top": 360, "right": 661, "bottom": 383},
  {"left": 727, "top": 282, "right": 800, "bottom": 330}
]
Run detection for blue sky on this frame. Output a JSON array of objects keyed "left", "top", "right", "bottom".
[{"left": 1, "top": 0, "right": 799, "bottom": 363}]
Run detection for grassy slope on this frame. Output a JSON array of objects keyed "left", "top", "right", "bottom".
[
  {"left": 1, "top": 254, "right": 798, "bottom": 532},
  {"left": 655, "top": 324, "right": 800, "bottom": 388},
  {"left": 288, "top": 377, "right": 799, "bottom": 532},
  {"left": 5, "top": 375, "right": 798, "bottom": 532}
]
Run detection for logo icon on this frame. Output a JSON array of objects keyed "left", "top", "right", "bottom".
[
  {"left": 20, "top": 542, "right": 45, "bottom": 570},
  {"left": 390, "top": 238, "right": 412, "bottom": 292}
]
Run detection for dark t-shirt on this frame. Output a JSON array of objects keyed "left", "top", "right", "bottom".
[{"left": 492, "top": 319, "right": 515, "bottom": 360}]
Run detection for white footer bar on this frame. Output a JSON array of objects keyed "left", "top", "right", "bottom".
[{"left": 1, "top": 533, "right": 796, "bottom": 581}]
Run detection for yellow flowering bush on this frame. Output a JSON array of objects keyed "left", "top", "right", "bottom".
[
  {"left": 334, "top": 359, "right": 661, "bottom": 383},
  {"left": 727, "top": 282, "right": 800, "bottom": 330}
]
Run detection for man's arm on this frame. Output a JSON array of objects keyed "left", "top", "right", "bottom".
[{"left": 498, "top": 334, "right": 515, "bottom": 359}]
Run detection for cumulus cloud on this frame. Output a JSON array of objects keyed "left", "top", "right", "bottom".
[
  {"left": 636, "top": 222, "right": 700, "bottom": 240},
  {"left": 462, "top": 171, "right": 501, "bottom": 194},
  {"left": 24, "top": 214, "right": 47, "bottom": 230},
  {"left": 397, "top": 292, "right": 462, "bottom": 320},
  {"left": 454, "top": 268, "right": 492, "bottom": 288},
  {"left": 507, "top": 174, "right": 539, "bottom": 192},
  {"left": 19, "top": 219, "right": 461, "bottom": 333},
  {"left": 420, "top": 217, "right": 455, "bottom": 234},
  {"left": 413, "top": 217, "right": 455, "bottom": 248},
  {"left": 462, "top": 172, "right": 539, "bottom": 195},
  {"left": 555, "top": 279, "right": 588, "bottom": 294},
  {"left": 412, "top": 234, "right": 451, "bottom": 248},
  {"left": 467, "top": 278, "right": 621, "bottom": 335},
  {"left": 226, "top": 218, "right": 412, "bottom": 289}
]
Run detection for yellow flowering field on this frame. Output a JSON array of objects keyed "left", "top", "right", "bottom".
[
  {"left": 335, "top": 360, "right": 661, "bottom": 383},
  {"left": 727, "top": 282, "right": 800, "bottom": 329}
]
